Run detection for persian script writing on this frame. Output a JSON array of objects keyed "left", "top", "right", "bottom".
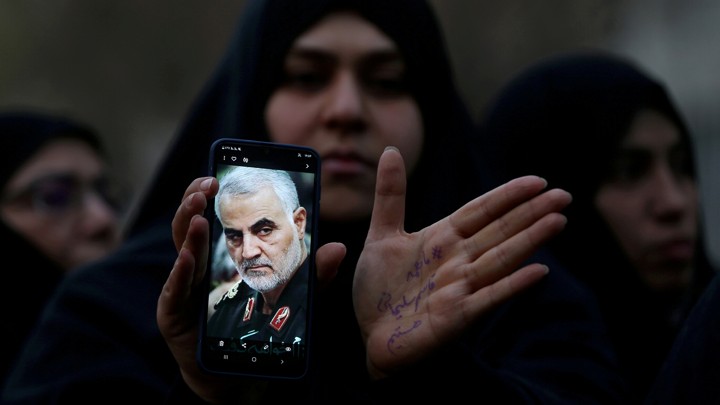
[
  {"left": 407, "top": 245, "right": 443, "bottom": 281},
  {"left": 377, "top": 246, "right": 442, "bottom": 354}
]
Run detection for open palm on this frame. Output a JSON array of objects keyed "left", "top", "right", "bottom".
[{"left": 353, "top": 147, "right": 571, "bottom": 378}]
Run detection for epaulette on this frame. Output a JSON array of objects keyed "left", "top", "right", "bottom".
[{"left": 215, "top": 280, "right": 243, "bottom": 308}]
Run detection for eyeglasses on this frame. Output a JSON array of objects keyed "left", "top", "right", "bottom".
[{"left": 1, "top": 173, "right": 126, "bottom": 215}]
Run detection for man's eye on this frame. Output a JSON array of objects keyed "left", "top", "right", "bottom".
[
  {"left": 258, "top": 227, "right": 273, "bottom": 237},
  {"left": 225, "top": 233, "right": 243, "bottom": 246}
]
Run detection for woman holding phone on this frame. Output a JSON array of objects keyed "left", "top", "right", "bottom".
[{"left": 2, "top": 1, "right": 625, "bottom": 403}]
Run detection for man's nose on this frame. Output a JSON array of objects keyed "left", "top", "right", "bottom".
[{"left": 242, "top": 234, "right": 263, "bottom": 259}]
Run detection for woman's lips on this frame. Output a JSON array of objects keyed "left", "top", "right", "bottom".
[
  {"left": 657, "top": 239, "right": 695, "bottom": 262},
  {"left": 322, "top": 153, "right": 375, "bottom": 175}
]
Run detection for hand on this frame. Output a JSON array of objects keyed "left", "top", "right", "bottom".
[
  {"left": 353, "top": 146, "right": 571, "bottom": 379},
  {"left": 158, "top": 177, "right": 346, "bottom": 403}
]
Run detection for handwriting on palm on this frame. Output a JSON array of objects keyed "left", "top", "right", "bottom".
[
  {"left": 353, "top": 214, "right": 483, "bottom": 376},
  {"left": 352, "top": 147, "right": 570, "bottom": 378}
]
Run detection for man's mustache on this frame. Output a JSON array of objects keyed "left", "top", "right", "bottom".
[{"left": 240, "top": 257, "right": 273, "bottom": 272}]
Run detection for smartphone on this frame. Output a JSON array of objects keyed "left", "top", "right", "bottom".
[{"left": 198, "top": 138, "right": 321, "bottom": 379}]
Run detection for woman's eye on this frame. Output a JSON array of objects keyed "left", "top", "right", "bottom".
[
  {"left": 607, "top": 152, "right": 650, "bottom": 184},
  {"left": 284, "top": 70, "right": 329, "bottom": 91},
  {"left": 36, "top": 184, "right": 75, "bottom": 210},
  {"left": 669, "top": 148, "right": 694, "bottom": 177},
  {"left": 358, "top": 53, "right": 409, "bottom": 96},
  {"left": 364, "top": 75, "right": 409, "bottom": 96}
]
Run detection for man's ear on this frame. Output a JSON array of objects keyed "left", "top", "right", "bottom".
[{"left": 294, "top": 207, "right": 308, "bottom": 237}]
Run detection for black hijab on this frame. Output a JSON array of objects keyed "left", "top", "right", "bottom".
[
  {"left": 478, "top": 49, "right": 716, "bottom": 402},
  {"left": 0, "top": 109, "right": 104, "bottom": 384},
  {"left": 129, "top": 0, "right": 485, "bottom": 239},
  {"left": 0, "top": 110, "right": 103, "bottom": 191},
  {"left": 125, "top": 1, "right": 487, "bottom": 399}
]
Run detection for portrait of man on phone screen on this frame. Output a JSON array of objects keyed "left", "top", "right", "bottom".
[{"left": 207, "top": 165, "right": 311, "bottom": 346}]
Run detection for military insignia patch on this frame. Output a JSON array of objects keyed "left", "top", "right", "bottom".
[
  {"left": 225, "top": 281, "right": 240, "bottom": 300},
  {"left": 243, "top": 297, "right": 255, "bottom": 322},
  {"left": 270, "top": 306, "right": 291, "bottom": 331}
]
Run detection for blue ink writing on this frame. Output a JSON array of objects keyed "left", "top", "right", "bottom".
[
  {"left": 408, "top": 245, "right": 442, "bottom": 281},
  {"left": 387, "top": 320, "right": 422, "bottom": 354},
  {"left": 376, "top": 273, "right": 436, "bottom": 319}
]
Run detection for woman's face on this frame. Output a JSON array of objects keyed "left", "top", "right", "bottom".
[
  {"left": 0, "top": 138, "right": 122, "bottom": 271},
  {"left": 265, "top": 11, "right": 423, "bottom": 222},
  {"left": 595, "top": 109, "right": 698, "bottom": 292}
]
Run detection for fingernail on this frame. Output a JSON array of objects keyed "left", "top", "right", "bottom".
[
  {"left": 201, "top": 178, "right": 212, "bottom": 191},
  {"left": 185, "top": 193, "right": 196, "bottom": 208}
]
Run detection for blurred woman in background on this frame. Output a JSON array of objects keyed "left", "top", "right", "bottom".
[
  {"left": 0, "top": 109, "right": 124, "bottom": 383},
  {"left": 478, "top": 49, "right": 717, "bottom": 403}
]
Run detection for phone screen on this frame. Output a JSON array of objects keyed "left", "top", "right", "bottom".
[{"left": 198, "top": 138, "right": 320, "bottom": 379}]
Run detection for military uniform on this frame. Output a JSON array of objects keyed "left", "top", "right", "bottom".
[{"left": 208, "top": 258, "right": 310, "bottom": 344}]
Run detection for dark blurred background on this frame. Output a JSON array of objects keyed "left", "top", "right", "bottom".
[{"left": 2, "top": 0, "right": 719, "bottom": 265}]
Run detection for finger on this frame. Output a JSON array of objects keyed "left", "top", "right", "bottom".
[
  {"left": 315, "top": 242, "right": 346, "bottom": 290},
  {"left": 181, "top": 177, "right": 218, "bottom": 202},
  {"left": 158, "top": 215, "right": 207, "bottom": 327},
  {"left": 157, "top": 244, "right": 205, "bottom": 396},
  {"left": 185, "top": 214, "right": 210, "bottom": 289},
  {"left": 159, "top": 214, "right": 209, "bottom": 338},
  {"left": 451, "top": 176, "right": 553, "bottom": 238},
  {"left": 173, "top": 192, "right": 206, "bottom": 252},
  {"left": 172, "top": 178, "right": 218, "bottom": 252},
  {"left": 466, "top": 188, "right": 572, "bottom": 255},
  {"left": 466, "top": 263, "right": 550, "bottom": 317},
  {"left": 157, "top": 247, "right": 196, "bottom": 340},
  {"left": 367, "top": 147, "right": 407, "bottom": 242},
  {"left": 470, "top": 212, "right": 568, "bottom": 289}
]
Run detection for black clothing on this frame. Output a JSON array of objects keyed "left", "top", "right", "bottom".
[
  {"left": 209, "top": 258, "right": 310, "bottom": 343},
  {"left": 1, "top": 217, "right": 182, "bottom": 403},
  {"left": 0, "top": 110, "right": 103, "bottom": 190},
  {"left": 644, "top": 273, "right": 720, "bottom": 404},
  {"left": 0, "top": 110, "right": 104, "bottom": 388},
  {"left": 0, "top": 223, "right": 64, "bottom": 386},
  {"left": 2, "top": 2, "right": 625, "bottom": 404},
  {"left": 478, "top": 50, "right": 716, "bottom": 404}
]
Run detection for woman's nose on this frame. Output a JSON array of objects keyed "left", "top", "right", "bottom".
[{"left": 321, "top": 71, "right": 366, "bottom": 131}]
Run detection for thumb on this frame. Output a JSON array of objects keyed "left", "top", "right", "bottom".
[{"left": 367, "top": 146, "right": 407, "bottom": 242}]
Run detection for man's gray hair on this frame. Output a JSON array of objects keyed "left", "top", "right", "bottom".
[{"left": 215, "top": 166, "right": 300, "bottom": 223}]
